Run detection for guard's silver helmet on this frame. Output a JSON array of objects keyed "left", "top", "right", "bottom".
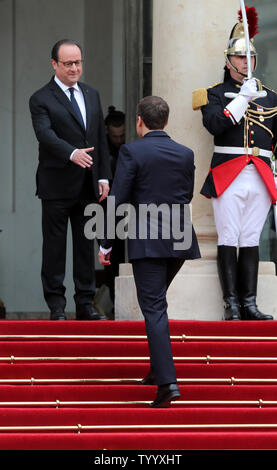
[{"left": 224, "top": 7, "right": 259, "bottom": 75}]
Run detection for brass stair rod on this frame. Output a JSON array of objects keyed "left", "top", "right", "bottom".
[
  {"left": 1, "top": 334, "right": 277, "bottom": 341},
  {"left": 1, "top": 423, "right": 277, "bottom": 432},
  {"left": 0, "top": 399, "right": 275, "bottom": 407},
  {"left": 0, "top": 335, "right": 148, "bottom": 340},
  {"left": 3, "top": 355, "right": 277, "bottom": 363},
  {"left": 0, "top": 377, "right": 277, "bottom": 384}
]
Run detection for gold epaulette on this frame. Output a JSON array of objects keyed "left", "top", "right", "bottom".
[{"left": 192, "top": 83, "right": 221, "bottom": 110}]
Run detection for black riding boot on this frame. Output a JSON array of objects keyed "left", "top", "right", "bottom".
[
  {"left": 238, "top": 246, "right": 273, "bottom": 320},
  {"left": 217, "top": 245, "right": 241, "bottom": 321}
]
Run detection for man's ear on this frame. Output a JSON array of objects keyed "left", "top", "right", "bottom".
[
  {"left": 225, "top": 60, "right": 231, "bottom": 71},
  {"left": 137, "top": 115, "right": 143, "bottom": 127}
]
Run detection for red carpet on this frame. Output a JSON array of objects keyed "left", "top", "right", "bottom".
[{"left": 0, "top": 320, "right": 277, "bottom": 449}]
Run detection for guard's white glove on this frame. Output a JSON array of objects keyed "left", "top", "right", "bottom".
[
  {"left": 239, "top": 78, "right": 259, "bottom": 101},
  {"left": 224, "top": 78, "right": 267, "bottom": 123}
]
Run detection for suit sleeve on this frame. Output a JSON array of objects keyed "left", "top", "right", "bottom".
[
  {"left": 201, "top": 87, "right": 236, "bottom": 137},
  {"left": 29, "top": 93, "right": 75, "bottom": 164},
  {"left": 110, "top": 145, "right": 138, "bottom": 203},
  {"left": 101, "top": 144, "right": 138, "bottom": 249},
  {"left": 186, "top": 149, "right": 195, "bottom": 203}
]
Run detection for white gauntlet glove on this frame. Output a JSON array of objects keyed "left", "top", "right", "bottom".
[
  {"left": 225, "top": 78, "right": 267, "bottom": 123},
  {"left": 239, "top": 78, "right": 259, "bottom": 100}
]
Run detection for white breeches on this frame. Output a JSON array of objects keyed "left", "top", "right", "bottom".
[{"left": 212, "top": 165, "right": 272, "bottom": 247}]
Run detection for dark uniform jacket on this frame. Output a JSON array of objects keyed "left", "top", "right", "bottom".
[{"left": 200, "top": 77, "right": 277, "bottom": 203}]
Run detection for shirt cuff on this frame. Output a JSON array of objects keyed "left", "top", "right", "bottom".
[
  {"left": 100, "top": 245, "right": 112, "bottom": 255},
  {"left": 70, "top": 149, "right": 78, "bottom": 161},
  {"left": 98, "top": 179, "right": 109, "bottom": 184}
]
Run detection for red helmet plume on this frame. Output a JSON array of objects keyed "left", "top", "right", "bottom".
[{"left": 238, "top": 6, "right": 259, "bottom": 39}]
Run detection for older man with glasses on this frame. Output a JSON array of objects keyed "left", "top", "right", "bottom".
[{"left": 29, "top": 39, "right": 111, "bottom": 321}]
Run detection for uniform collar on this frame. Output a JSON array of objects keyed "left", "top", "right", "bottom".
[{"left": 227, "top": 77, "right": 244, "bottom": 89}]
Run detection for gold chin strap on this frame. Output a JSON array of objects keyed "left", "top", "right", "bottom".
[
  {"left": 226, "top": 55, "right": 247, "bottom": 78},
  {"left": 225, "top": 52, "right": 258, "bottom": 79}
]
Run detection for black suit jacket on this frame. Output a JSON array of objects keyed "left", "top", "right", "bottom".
[
  {"left": 102, "top": 131, "right": 201, "bottom": 261},
  {"left": 29, "top": 77, "right": 111, "bottom": 200}
]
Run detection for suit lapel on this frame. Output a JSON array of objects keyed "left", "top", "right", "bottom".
[{"left": 49, "top": 78, "right": 85, "bottom": 132}]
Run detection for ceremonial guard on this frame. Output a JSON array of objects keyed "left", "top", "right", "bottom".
[{"left": 193, "top": 6, "right": 277, "bottom": 321}]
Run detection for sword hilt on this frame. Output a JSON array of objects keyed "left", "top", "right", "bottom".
[{"left": 224, "top": 90, "right": 267, "bottom": 99}]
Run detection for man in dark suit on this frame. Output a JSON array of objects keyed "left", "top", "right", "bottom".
[
  {"left": 29, "top": 39, "right": 111, "bottom": 321},
  {"left": 99, "top": 96, "right": 201, "bottom": 407}
]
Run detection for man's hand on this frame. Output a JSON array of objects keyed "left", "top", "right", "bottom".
[
  {"left": 98, "top": 249, "right": 111, "bottom": 266},
  {"left": 72, "top": 147, "right": 94, "bottom": 168},
  {"left": 239, "top": 78, "right": 258, "bottom": 101},
  {"left": 239, "top": 78, "right": 267, "bottom": 101},
  {"left": 98, "top": 181, "right": 110, "bottom": 202}
]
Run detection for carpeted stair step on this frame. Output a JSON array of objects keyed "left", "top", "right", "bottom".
[
  {"left": 0, "top": 384, "right": 276, "bottom": 406},
  {"left": 0, "top": 363, "right": 277, "bottom": 383},
  {"left": 1, "top": 320, "right": 277, "bottom": 338},
  {"left": 0, "top": 341, "right": 277, "bottom": 364}
]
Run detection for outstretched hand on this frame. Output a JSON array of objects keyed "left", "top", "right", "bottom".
[{"left": 72, "top": 147, "right": 94, "bottom": 168}]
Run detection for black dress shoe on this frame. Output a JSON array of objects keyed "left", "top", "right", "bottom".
[
  {"left": 76, "top": 304, "right": 106, "bottom": 320},
  {"left": 150, "top": 383, "right": 181, "bottom": 408},
  {"left": 50, "top": 308, "right": 66, "bottom": 321},
  {"left": 141, "top": 371, "right": 156, "bottom": 385}
]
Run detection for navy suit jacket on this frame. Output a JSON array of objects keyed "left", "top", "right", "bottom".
[
  {"left": 29, "top": 77, "right": 111, "bottom": 200},
  {"left": 102, "top": 130, "right": 201, "bottom": 261}
]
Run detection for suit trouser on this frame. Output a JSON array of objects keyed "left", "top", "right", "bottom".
[
  {"left": 132, "top": 257, "right": 184, "bottom": 386},
  {"left": 41, "top": 198, "right": 96, "bottom": 310}
]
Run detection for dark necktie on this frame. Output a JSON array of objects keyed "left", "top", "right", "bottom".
[{"left": 68, "top": 87, "right": 85, "bottom": 128}]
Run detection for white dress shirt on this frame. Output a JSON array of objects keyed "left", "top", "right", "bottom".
[{"left": 54, "top": 75, "right": 87, "bottom": 128}]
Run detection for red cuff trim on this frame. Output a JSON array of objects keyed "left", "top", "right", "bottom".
[{"left": 224, "top": 108, "right": 236, "bottom": 124}]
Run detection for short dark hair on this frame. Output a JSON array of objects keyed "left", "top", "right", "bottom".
[
  {"left": 137, "top": 96, "right": 169, "bottom": 130},
  {"left": 105, "top": 106, "right": 125, "bottom": 127},
  {"left": 51, "top": 39, "right": 83, "bottom": 62}
]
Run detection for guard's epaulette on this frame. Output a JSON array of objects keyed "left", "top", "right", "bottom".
[{"left": 192, "top": 82, "right": 222, "bottom": 110}]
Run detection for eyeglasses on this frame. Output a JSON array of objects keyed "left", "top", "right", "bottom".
[{"left": 58, "top": 60, "right": 84, "bottom": 68}]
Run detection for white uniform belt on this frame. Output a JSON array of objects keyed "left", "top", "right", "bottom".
[{"left": 214, "top": 146, "right": 272, "bottom": 159}]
